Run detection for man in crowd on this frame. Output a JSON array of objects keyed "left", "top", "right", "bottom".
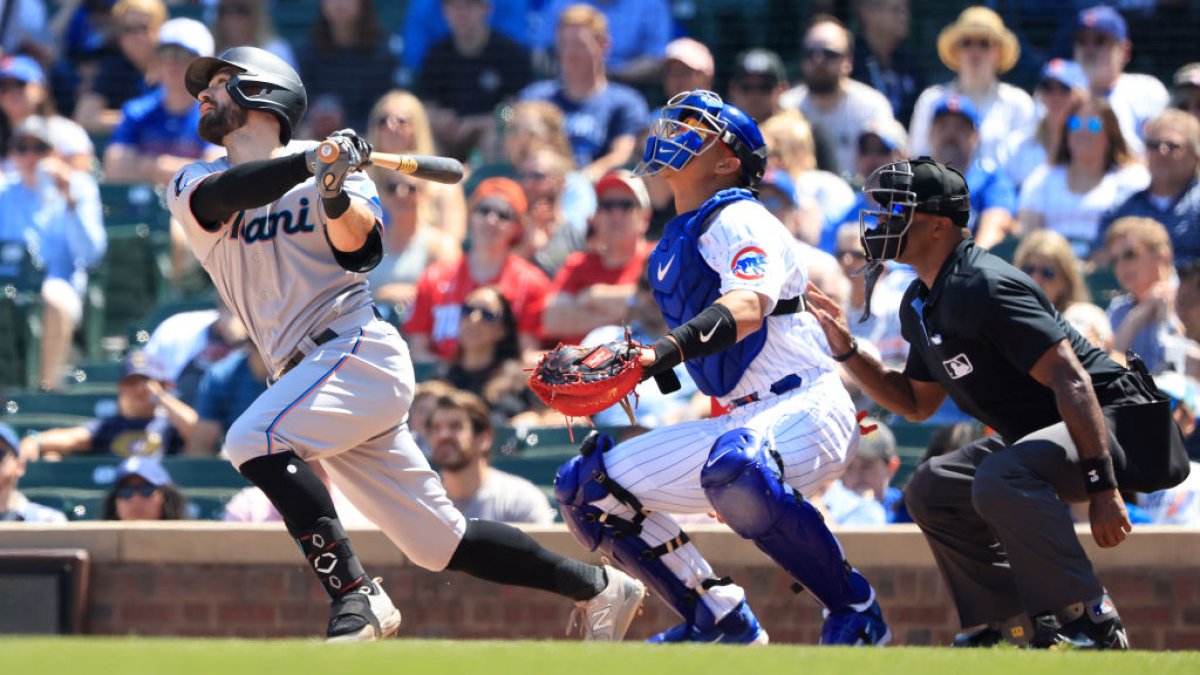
[
  {"left": 430, "top": 389, "right": 556, "bottom": 524},
  {"left": 781, "top": 15, "right": 894, "bottom": 177},
  {"left": 0, "top": 422, "right": 67, "bottom": 522}
]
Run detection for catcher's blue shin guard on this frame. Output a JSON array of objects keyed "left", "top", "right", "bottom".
[
  {"left": 701, "top": 428, "right": 887, "bottom": 643},
  {"left": 555, "top": 432, "right": 725, "bottom": 634}
]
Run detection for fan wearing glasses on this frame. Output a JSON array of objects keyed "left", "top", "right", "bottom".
[
  {"left": 405, "top": 177, "right": 551, "bottom": 364},
  {"left": 1013, "top": 230, "right": 1111, "bottom": 352},
  {"left": 74, "top": 0, "right": 167, "bottom": 135},
  {"left": 442, "top": 286, "right": 535, "bottom": 422},
  {"left": 780, "top": 15, "right": 894, "bottom": 178},
  {"left": 1071, "top": 5, "right": 1168, "bottom": 158},
  {"left": 0, "top": 116, "right": 105, "bottom": 390},
  {"left": 1104, "top": 217, "right": 1185, "bottom": 375},
  {"left": 542, "top": 170, "right": 653, "bottom": 345},
  {"left": 101, "top": 456, "right": 189, "bottom": 521},
  {"left": 907, "top": 7, "right": 1033, "bottom": 169},
  {"left": 1095, "top": 110, "right": 1200, "bottom": 265},
  {"left": 1018, "top": 95, "right": 1149, "bottom": 260}
]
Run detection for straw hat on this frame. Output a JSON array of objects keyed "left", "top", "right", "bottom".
[{"left": 936, "top": 6, "right": 1020, "bottom": 75}]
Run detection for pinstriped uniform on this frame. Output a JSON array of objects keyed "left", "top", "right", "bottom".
[
  {"left": 600, "top": 200, "right": 862, "bottom": 623},
  {"left": 168, "top": 149, "right": 468, "bottom": 571}
]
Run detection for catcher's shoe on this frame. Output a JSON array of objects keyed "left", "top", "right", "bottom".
[
  {"left": 646, "top": 601, "right": 769, "bottom": 645},
  {"left": 819, "top": 599, "right": 892, "bottom": 646},
  {"left": 566, "top": 564, "right": 647, "bottom": 640},
  {"left": 325, "top": 577, "right": 402, "bottom": 643}
]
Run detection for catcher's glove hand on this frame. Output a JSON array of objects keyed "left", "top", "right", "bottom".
[{"left": 528, "top": 339, "right": 644, "bottom": 425}]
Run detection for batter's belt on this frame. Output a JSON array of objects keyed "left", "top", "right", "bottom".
[{"left": 271, "top": 305, "right": 383, "bottom": 382}]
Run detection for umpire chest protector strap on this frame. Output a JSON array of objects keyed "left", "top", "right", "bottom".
[{"left": 648, "top": 188, "right": 799, "bottom": 397}]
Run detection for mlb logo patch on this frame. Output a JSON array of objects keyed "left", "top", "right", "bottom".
[
  {"left": 731, "top": 246, "right": 768, "bottom": 280},
  {"left": 943, "top": 353, "right": 973, "bottom": 379}
]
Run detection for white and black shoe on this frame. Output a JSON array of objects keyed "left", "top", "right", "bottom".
[
  {"left": 325, "top": 577, "right": 402, "bottom": 643},
  {"left": 566, "top": 564, "right": 647, "bottom": 641}
]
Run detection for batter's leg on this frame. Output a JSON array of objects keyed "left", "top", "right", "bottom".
[{"left": 321, "top": 424, "right": 646, "bottom": 641}]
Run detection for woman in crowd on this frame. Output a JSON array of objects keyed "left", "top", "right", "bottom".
[
  {"left": 908, "top": 6, "right": 1034, "bottom": 167},
  {"left": 297, "top": 0, "right": 395, "bottom": 133},
  {"left": 101, "top": 456, "right": 188, "bottom": 521},
  {"left": 366, "top": 165, "right": 459, "bottom": 324},
  {"left": 1018, "top": 96, "right": 1150, "bottom": 258},
  {"left": 1104, "top": 216, "right": 1185, "bottom": 373},
  {"left": 367, "top": 90, "right": 467, "bottom": 244},
  {"left": 1000, "top": 59, "right": 1088, "bottom": 189},
  {"left": 442, "top": 286, "right": 537, "bottom": 424},
  {"left": 73, "top": 0, "right": 165, "bottom": 134},
  {"left": 1014, "top": 229, "right": 1113, "bottom": 350},
  {"left": 211, "top": 0, "right": 296, "bottom": 69},
  {"left": 0, "top": 56, "right": 94, "bottom": 171}
]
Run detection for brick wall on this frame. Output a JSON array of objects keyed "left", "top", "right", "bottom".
[{"left": 4, "top": 524, "right": 1199, "bottom": 648}]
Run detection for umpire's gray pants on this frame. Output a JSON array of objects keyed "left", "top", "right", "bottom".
[{"left": 904, "top": 423, "right": 1106, "bottom": 628}]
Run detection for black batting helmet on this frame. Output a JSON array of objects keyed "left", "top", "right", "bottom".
[{"left": 185, "top": 46, "right": 307, "bottom": 144}]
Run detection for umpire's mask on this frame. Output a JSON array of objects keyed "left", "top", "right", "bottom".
[{"left": 858, "top": 157, "right": 971, "bottom": 263}]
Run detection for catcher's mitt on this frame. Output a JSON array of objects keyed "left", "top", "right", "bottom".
[{"left": 528, "top": 339, "right": 644, "bottom": 426}]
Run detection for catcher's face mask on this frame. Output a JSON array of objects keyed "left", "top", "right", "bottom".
[
  {"left": 858, "top": 160, "right": 920, "bottom": 263},
  {"left": 636, "top": 90, "right": 731, "bottom": 177}
]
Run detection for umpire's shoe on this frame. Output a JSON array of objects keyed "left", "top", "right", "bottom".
[
  {"left": 1028, "top": 609, "right": 1129, "bottom": 650},
  {"left": 566, "top": 565, "right": 647, "bottom": 640},
  {"left": 326, "top": 578, "right": 402, "bottom": 643}
]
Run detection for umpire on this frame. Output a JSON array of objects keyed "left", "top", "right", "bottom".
[{"left": 807, "top": 157, "right": 1190, "bottom": 649}]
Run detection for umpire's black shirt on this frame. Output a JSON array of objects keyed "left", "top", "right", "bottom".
[{"left": 900, "top": 239, "right": 1130, "bottom": 443}]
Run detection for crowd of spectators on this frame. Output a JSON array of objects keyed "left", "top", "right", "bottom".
[{"left": 1, "top": 1, "right": 1199, "bottom": 527}]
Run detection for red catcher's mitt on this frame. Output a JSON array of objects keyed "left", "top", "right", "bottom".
[{"left": 528, "top": 339, "right": 643, "bottom": 424}]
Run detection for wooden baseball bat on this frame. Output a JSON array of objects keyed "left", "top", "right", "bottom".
[{"left": 317, "top": 140, "right": 465, "bottom": 185}]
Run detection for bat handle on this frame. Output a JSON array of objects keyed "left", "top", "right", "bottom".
[{"left": 317, "top": 140, "right": 340, "bottom": 163}]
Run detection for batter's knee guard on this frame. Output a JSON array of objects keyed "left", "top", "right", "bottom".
[
  {"left": 700, "top": 428, "right": 872, "bottom": 612},
  {"left": 554, "top": 432, "right": 723, "bottom": 632}
]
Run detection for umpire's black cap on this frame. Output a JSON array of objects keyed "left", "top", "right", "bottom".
[{"left": 908, "top": 157, "right": 971, "bottom": 225}]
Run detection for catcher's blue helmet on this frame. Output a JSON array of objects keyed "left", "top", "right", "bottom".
[{"left": 636, "top": 90, "right": 767, "bottom": 188}]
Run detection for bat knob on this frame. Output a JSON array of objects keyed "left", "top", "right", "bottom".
[{"left": 318, "top": 141, "right": 339, "bottom": 162}]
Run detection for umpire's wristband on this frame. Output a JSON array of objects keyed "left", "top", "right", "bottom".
[{"left": 1081, "top": 454, "right": 1119, "bottom": 493}]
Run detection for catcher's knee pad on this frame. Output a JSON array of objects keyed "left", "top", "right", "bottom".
[
  {"left": 554, "top": 433, "right": 723, "bottom": 631},
  {"left": 701, "top": 428, "right": 871, "bottom": 612}
]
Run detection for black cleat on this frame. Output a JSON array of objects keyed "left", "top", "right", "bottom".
[{"left": 953, "top": 625, "right": 1004, "bottom": 648}]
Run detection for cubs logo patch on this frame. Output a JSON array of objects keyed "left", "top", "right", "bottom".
[
  {"left": 943, "top": 353, "right": 974, "bottom": 379},
  {"left": 731, "top": 246, "right": 768, "bottom": 280}
]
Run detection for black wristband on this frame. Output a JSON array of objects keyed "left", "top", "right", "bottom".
[
  {"left": 832, "top": 337, "right": 858, "bottom": 362},
  {"left": 1080, "top": 455, "right": 1118, "bottom": 493},
  {"left": 322, "top": 191, "right": 352, "bottom": 218}
]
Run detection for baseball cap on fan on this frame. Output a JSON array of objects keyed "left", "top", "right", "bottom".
[
  {"left": 114, "top": 456, "right": 174, "bottom": 487},
  {"left": 0, "top": 55, "right": 44, "bottom": 85},
  {"left": 594, "top": 169, "right": 650, "bottom": 209},
  {"left": 157, "top": 17, "right": 215, "bottom": 58},
  {"left": 0, "top": 422, "right": 19, "bottom": 459},
  {"left": 665, "top": 38, "right": 714, "bottom": 77},
  {"left": 1075, "top": 5, "right": 1127, "bottom": 41},
  {"left": 931, "top": 94, "right": 981, "bottom": 129},
  {"left": 732, "top": 48, "right": 787, "bottom": 85}
]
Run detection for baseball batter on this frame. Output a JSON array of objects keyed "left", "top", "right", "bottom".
[
  {"left": 166, "top": 46, "right": 645, "bottom": 642},
  {"left": 555, "top": 90, "right": 890, "bottom": 644}
]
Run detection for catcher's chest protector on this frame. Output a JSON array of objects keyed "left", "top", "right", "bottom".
[{"left": 648, "top": 188, "right": 768, "bottom": 397}]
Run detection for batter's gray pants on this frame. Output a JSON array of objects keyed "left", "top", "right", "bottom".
[{"left": 904, "top": 423, "right": 1107, "bottom": 628}]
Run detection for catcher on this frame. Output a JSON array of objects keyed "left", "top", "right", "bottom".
[{"left": 543, "top": 90, "right": 891, "bottom": 645}]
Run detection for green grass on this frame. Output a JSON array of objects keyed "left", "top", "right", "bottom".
[{"left": 2, "top": 639, "right": 1197, "bottom": 675}]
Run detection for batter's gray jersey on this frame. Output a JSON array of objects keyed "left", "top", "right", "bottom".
[{"left": 166, "top": 140, "right": 383, "bottom": 376}]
